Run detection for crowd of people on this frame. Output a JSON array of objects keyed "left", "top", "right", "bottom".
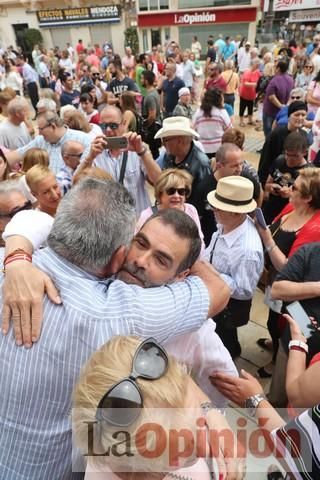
[{"left": 0, "top": 32, "right": 319, "bottom": 480}]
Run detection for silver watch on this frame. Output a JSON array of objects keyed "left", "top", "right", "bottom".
[{"left": 244, "top": 393, "right": 267, "bottom": 417}]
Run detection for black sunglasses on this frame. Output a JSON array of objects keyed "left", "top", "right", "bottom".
[
  {"left": 96, "top": 338, "right": 168, "bottom": 426},
  {"left": 92, "top": 73, "right": 100, "bottom": 76},
  {"left": 0, "top": 200, "right": 32, "bottom": 219},
  {"left": 165, "top": 187, "right": 190, "bottom": 197},
  {"left": 99, "top": 122, "right": 120, "bottom": 131}
]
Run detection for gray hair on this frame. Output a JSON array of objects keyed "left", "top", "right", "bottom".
[
  {"left": 7, "top": 97, "right": 29, "bottom": 115},
  {"left": 251, "top": 58, "right": 261, "bottom": 67},
  {"left": 36, "top": 98, "right": 57, "bottom": 113},
  {"left": 47, "top": 178, "right": 136, "bottom": 274},
  {"left": 61, "top": 140, "right": 84, "bottom": 156},
  {"left": 38, "top": 110, "right": 64, "bottom": 127},
  {"left": 0, "top": 179, "right": 25, "bottom": 198},
  {"left": 224, "top": 59, "right": 234, "bottom": 70},
  {"left": 290, "top": 87, "right": 305, "bottom": 101},
  {"left": 216, "top": 142, "right": 241, "bottom": 165},
  {"left": 60, "top": 104, "right": 77, "bottom": 120}
]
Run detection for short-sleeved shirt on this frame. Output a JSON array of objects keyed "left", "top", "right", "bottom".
[
  {"left": 206, "top": 47, "right": 216, "bottom": 63},
  {"left": 205, "top": 75, "right": 227, "bottom": 93},
  {"left": 60, "top": 89, "right": 80, "bottom": 108},
  {"left": 107, "top": 76, "right": 139, "bottom": 97},
  {"left": 162, "top": 76, "right": 185, "bottom": 115},
  {"left": 192, "top": 106, "right": 232, "bottom": 154},
  {"left": 0, "top": 120, "right": 32, "bottom": 149},
  {"left": 17, "top": 128, "right": 91, "bottom": 174},
  {"left": 263, "top": 73, "right": 294, "bottom": 118},
  {"left": 181, "top": 60, "right": 196, "bottom": 88},
  {"left": 239, "top": 69, "right": 261, "bottom": 101}
]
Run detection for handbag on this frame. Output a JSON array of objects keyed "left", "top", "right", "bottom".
[{"left": 214, "top": 297, "right": 252, "bottom": 329}]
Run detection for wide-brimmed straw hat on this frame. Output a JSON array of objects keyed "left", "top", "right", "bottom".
[
  {"left": 154, "top": 116, "right": 199, "bottom": 139},
  {"left": 207, "top": 176, "right": 256, "bottom": 213}
]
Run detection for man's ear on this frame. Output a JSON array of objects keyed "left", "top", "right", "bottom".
[
  {"left": 106, "top": 245, "right": 127, "bottom": 275},
  {"left": 175, "top": 268, "right": 190, "bottom": 282}
]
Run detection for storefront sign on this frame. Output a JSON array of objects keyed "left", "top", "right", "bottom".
[
  {"left": 289, "top": 9, "right": 320, "bottom": 22},
  {"left": 37, "top": 5, "right": 121, "bottom": 27},
  {"left": 138, "top": 7, "right": 256, "bottom": 27},
  {"left": 174, "top": 12, "right": 216, "bottom": 25},
  {"left": 270, "top": 0, "right": 320, "bottom": 12}
]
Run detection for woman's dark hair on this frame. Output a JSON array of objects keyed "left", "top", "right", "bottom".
[
  {"left": 277, "top": 59, "right": 289, "bottom": 73},
  {"left": 200, "top": 88, "right": 223, "bottom": 116},
  {"left": 239, "top": 37, "right": 247, "bottom": 48},
  {"left": 80, "top": 83, "right": 98, "bottom": 108},
  {"left": 289, "top": 39, "right": 297, "bottom": 49},
  {"left": 80, "top": 93, "right": 94, "bottom": 104},
  {"left": 284, "top": 131, "right": 308, "bottom": 153}
]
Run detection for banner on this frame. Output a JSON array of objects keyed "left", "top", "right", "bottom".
[{"left": 37, "top": 5, "right": 121, "bottom": 27}]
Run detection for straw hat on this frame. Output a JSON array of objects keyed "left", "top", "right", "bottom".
[
  {"left": 154, "top": 116, "right": 199, "bottom": 139},
  {"left": 207, "top": 176, "right": 256, "bottom": 213}
]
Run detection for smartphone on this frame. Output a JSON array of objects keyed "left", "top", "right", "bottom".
[
  {"left": 104, "top": 136, "right": 128, "bottom": 150},
  {"left": 286, "top": 301, "right": 313, "bottom": 338},
  {"left": 255, "top": 208, "right": 267, "bottom": 229}
]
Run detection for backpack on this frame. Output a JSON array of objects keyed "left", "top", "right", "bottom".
[{"left": 256, "top": 75, "right": 272, "bottom": 99}]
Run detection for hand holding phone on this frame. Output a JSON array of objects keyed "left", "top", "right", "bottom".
[
  {"left": 286, "top": 301, "right": 313, "bottom": 338},
  {"left": 255, "top": 208, "right": 267, "bottom": 230},
  {"left": 104, "top": 136, "right": 128, "bottom": 151}
]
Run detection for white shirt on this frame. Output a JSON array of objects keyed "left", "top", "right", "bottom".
[
  {"left": 205, "top": 217, "right": 264, "bottom": 300},
  {"left": 0, "top": 120, "right": 32, "bottom": 149},
  {"left": 237, "top": 47, "right": 251, "bottom": 72}
]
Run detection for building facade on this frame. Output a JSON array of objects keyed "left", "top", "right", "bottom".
[
  {"left": 0, "top": 0, "right": 127, "bottom": 54},
  {"left": 137, "top": 0, "right": 259, "bottom": 52}
]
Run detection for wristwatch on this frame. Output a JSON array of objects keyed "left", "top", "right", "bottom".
[{"left": 244, "top": 393, "right": 267, "bottom": 417}]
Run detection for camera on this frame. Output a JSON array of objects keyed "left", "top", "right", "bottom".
[{"left": 272, "top": 169, "right": 294, "bottom": 188}]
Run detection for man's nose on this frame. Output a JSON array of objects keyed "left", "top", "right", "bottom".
[{"left": 134, "top": 252, "right": 150, "bottom": 269}]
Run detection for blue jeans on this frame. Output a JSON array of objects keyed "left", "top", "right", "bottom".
[{"left": 263, "top": 113, "right": 274, "bottom": 138}]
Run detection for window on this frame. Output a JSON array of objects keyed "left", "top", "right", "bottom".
[
  {"left": 138, "top": 0, "right": 169, "bottom": 11},
  {"left": 142, "top": 29, "right": 149, "bottom": 51},
  {"left": 178, "top": 0, "right": 249, "bottom": 7}
]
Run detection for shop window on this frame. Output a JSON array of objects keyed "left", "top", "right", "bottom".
[{"left": 138, "top": 0, "right": 169, "bottom": 11}]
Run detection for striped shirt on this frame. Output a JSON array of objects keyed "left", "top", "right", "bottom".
[
  {"left": 271, "top": 403, "right": 320, "bottom": 479},
  {"left": 56, "top": 164, "right": 73, "bottom": 195},
  {"left": 94, "top": 150, "right": 151, "bottom": 216},
  {"left": 192, "top": 107, "right": 232, "bottom": 155},
  {"left": 205, "top": 216, "right": 264, "bottom": 300},
  {"left": 17, "top": 128, "right": 91, "bottom": 174},
  {"left": 0, "top": 247, "right": 209, "bottom": 479}
]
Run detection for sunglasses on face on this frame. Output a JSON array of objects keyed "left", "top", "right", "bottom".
[
  {"left": 291, "top": 96, "right": 301, "bottom": 100},
  {"left": 99, "top": 122, "right": 120, "bottom": 131},
  {"left": 96, "top": 338, "right": 168, "bottom": 426},
  {"left": 92, "top": 73, "right": 100, "bottom": 76},
  {"left": 165, "top": 187, "right": 190, "bottom": 197},
  {"left": 0, "top": 200, "right": 32, "bottom": 218}
]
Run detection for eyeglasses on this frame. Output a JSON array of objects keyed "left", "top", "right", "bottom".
[
  {"left": 0, "top": 200, "right": 32, "bottom": 218},
  {"left": 99, "top": 122, "right": 120, "bottom": 131},
  {"left": 64, "top": 152, "right": 83, "bottom": 158},
  {"left": 291, "top": 96, "right": 301, "bottom": 100},
  {"left": 165, "top": 187, "right": 190, "bottom": 197},
  {"left": 38, "top": 123, "right": 52, "bottom": 133},
  {"left": 91, "top": 73, "right": 100, "bottom": 77},
  {"left": 95, "top": 338, "right": 168, "bottom": 426}
]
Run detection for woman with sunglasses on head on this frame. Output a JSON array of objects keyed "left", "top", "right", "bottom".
[
  {"left": 306, "top": 68, "right": 320, "bottom": 115},
  {"left": 136, "top": 168, "right": 205, "bottom": 255},
  {"left": 256, "top": 168, "right": 320, "bottom": 378},
  {"left": 73, "top": 335, "right": 244, "bottom": 480}
]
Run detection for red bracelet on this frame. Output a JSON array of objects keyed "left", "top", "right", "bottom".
[
  {"left": 4, "top": 249, "right": 32, "bottom": 266},
  {"left": 5, "top": 255, "right": 32, "bottom": 266},
  {"left": 289, "top": 345, "right": 307, "bottom": 354}
]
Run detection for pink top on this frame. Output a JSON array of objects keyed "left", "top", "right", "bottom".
[
  {"left": 135, "top": 203, "right": 206, "bottom": 256},
  {"left": 192, "top": 107, "right": 232, "bottom": 154}
]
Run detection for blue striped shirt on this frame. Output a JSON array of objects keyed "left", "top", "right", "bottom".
[
  {"left": 0, "top": 247, "right": 209, "bottom": 479},
  {"left": 205, "top": 217, "right": 264, "bottom": 300},
  {"left": 17, "top": 128, "right": 91, "bottom": 174}
]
